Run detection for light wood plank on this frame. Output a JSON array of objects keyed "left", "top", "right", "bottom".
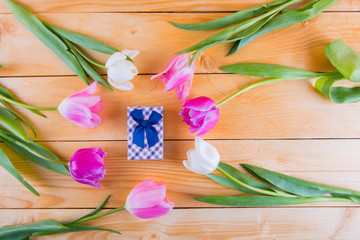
[
  {"left": 0, "top": 0, "right": 357, "bottom": 13},
  {"left": 1, "top": 208, "right": 360, "bottom": 239},
  {"left": 1, "top": 75, "right": 360, "bottom": 140},
  {"left": 1, "top": 13, "right": 360, "bottom": 76},
  {"left": 0, "top": 140, "right": 359, "bottom": 208}
]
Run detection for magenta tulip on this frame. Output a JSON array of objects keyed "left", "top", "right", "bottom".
[
  {"left": 58, "top": 82, "right": 103, "bottom": 128},
  {"left": 179, "top": 96, "right": 220, "bottom": 136},
  {"left": 151, "top": 54, "right": 195, "bottom": 101},
  {"left": 69, "top": 147, "right": 106, "bottom": 188},
  {"left": 125, "top": 179, "right": 174, "bottom": 219}
]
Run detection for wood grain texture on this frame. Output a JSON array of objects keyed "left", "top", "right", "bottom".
[
  {"left": 1, "top": 13, "right": 360, "bottom": 76},
  {"left": 1, "top": 208, "right": 359, "bottom": 240},
  {"left": 0, "top": 140, "right": 359, "bottom": 208},
  {"left": 1, "top": 75, "right": 360, "bottom": 140},
  {"left": 0, "top": 0, "right": 358, "bottom": 13}
]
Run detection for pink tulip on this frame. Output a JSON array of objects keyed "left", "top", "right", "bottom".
[
  {"left": 151, "top": 54, "right": 195, "bottom": 101},
  {"left": 69, "top": 147, "right": 106, "bottom": 188},
  {"left": 179, "top": 96, "right": 220, "bottom": 136},
  {"left": 58, "top": 82, "right": 103, "bottom": 128},
  {"left": 125, "top": 179, "right": 174, "bottom": 219}
]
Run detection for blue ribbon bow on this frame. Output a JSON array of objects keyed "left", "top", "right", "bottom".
[{"left": 130, "top": 109, "right": 162, "bottom": 148}]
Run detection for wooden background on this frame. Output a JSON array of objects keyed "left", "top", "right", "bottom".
[{"left": 0, "top": 0, "right": 360, "bottom": 239}]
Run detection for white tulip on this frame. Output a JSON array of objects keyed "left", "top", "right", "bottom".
[
  {"left": 105, "top": 49, "right": 140, "bottom": 91},
  {"left": 183, "top": 137, "right": 220, "bottom": 174}
]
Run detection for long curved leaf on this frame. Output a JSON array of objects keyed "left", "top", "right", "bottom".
[
  {"left": 0, "top": 107, "right": 28, "bottom": 142},
  {"left": 3, "top": 0, "right": 88, "bottom": 84},
  {"left": 221, "top": 63, "right": 321, "bottom": 79},
  {"left": 241, "top": 164, "right": 360, "bottom": 197},
  {"left": 170, "top": 0, "right": 287, "bottom": 31},
  {"left": 0, "top": 130, "right": 69, "bottom": 175},
  {"left": 32, "top": 223, "right": 121, "bottom": 236},
  {"left": 324, "top": 39, "right": 360, "bottom": 82},
  {"left": 228, "top": 0, "right": 338, "bottom": 55},
  {"left": 314, "top": 73, "right": 360, "bottom": 104},
  {"left": 195, "top": 195, "right": 350, "bottom": 206},
  {"left": 0, "top": 148, "right": 39, "bottom": 196},
  {"left": 44, "top": 22, "right": 119, "bottom": 55},
  {"left": 217, "top": 162, "right": 273, "bottom": 191},
  {"left": 0, "top": 100, "right": 36, "bottom": 137},
  {"left": 206, "top": 174, "right": 262, "bottom": 194},
  {"left": 0, "top": 219, "right": 67, "bottom": 240},
  {"left": 177, "top": 0, "right": 298, "bottom": 54}
]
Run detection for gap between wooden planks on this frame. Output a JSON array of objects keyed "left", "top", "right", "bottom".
[
  {"left": 0, "top": 75, "right": 359, "bottom": 140},
  {"left": 0, "top": 208, "right": 358, "bottom": 239},
  {"left": 1, "top": 140, "right": 360, "bottom": 209},
  {"left": 1, "top": 13, "right": 360, "bottom": 76},
  {"left": 0, "top": 0, "right": 358, "bottom": 13}
]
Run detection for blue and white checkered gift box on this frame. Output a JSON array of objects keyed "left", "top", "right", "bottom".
[{"left": 127, "top": 107, "right": 163, "bottom": 160}]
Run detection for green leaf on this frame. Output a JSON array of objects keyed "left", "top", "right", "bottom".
[
  {"left": 229, "top": 0, "right": 338, "bottom": 55},
  {"left": 195, "top": 195, "right": 350, "bottom": 207},
  {"left": 0, "top": 219, "right": 67, "bottom": 240},
  {"left": 32, "top": 224, "right": 121, "bottom": 236},
  {"left": 3, "top": 0, "right": 88, "bottom": 84},
  {"left": 221, "top": 63, "right": 321, "bottom": 79},
  {"left": 0, "top": 107, "right": 29, "bottom": 142},
  {"left": 324, "top": 39, "right": 360, "bottom": 82},
  {"left": 0, "top": 130, "right": 69, "bottom": 175},
  {"left": 314, "top": 72, "right": 360, "bottom": 104},
  {"left": 44, "top": 22, "right": 119, "bottom": 55},
  {"left": 69, "top": 195, "right": 112, "bottom": 224},
  {"left": 170, "top": 0, "right": 288, "bottom": 31},
  {"left": 217, "top": 162, "right": 273, "bottom": 191},
  {"left": 69, "top": 44, "right": 113, "bottom": 90},
  {"left": 0, "top": 85, "right": 45, "bottom": 118},
  {"left": 176, "top": 0, "right": 298, "bottom": 54},
  {"left": 241, "top": 164, "right": 360, "bottom": 197},
  {"left": 0, "top": 148, "right": 39, "bottom": 196},
  {"left": 0, "top": 100, "right": 36, "bottom": 138}
]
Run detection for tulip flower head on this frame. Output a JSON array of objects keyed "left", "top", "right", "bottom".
[
  {"left": 58, "top": 82, "right": 103, "bottom": 128},
  {"left": 183, "top": 137, "right": 220, "bottom": 175},
  {"left": 125, "top": 179, "right": 174, "bottom": 219},
  {"left": 106, "top": 49, "right": 140, "bottom": 91},
  {"left": 151, "top": 54, "right": 195, "bottom": 101},
  {"left": 69, "top": 147, "right": 106, "bottom": 188},
  {"left": 179, "top": 96, "right": 220, "bottom": 136}
]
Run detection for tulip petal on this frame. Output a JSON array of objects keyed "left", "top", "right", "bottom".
[
  {"left": 108, "top": 79, "right": 134, "bottom": 91},
  {"left": 128, "top": 198, "right": 174, "bottom": 219},
  {"left": 74, "top": 147, "right": 107, "bottom": 158},
  {"left": 72, "top": 81, "right": 98, "bottom": 97},
  {"left": 126, "top": 179, "right": 166, "bottom": 208},
  {"left": 89, "top": 100, "right": 103, "bottom": 114},
  {"left": 151, "top": 55, "right": 179, "bottom": 81},
  {"left": 107, "top": 61, "right": 138, "bottom": 83},
  {"left": 66, "top": 95, "right": 102, "bottom": 108},
  {"left": 176, "top": 78, "right": 192, "bottom": 101},
  {"left": 183, "top": 96, "right": 216, "bottom": 111},
  {"left": 196, "top": 137, "right": 220, "bottom": 166},
  {"left": 122, "top": 49, "right": 140, "bottom": 59},
  {"left": 105, "top": 52, "right": 127, "bottom": 68},
  {"left": 197, "top": 108, "right": 220, "bottom": 136}
]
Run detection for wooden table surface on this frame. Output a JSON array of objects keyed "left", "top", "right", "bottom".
[{"left": 1, "top": 0, "right": 360, "bottom": 239}]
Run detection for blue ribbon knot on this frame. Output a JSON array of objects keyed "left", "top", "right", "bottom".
[{"left": 130, "top": 109, "right": 162, "bottom": 148}]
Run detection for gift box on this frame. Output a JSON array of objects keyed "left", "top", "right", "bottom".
[{"left": 127, "top": 107, "right": 163, "bottom": 160}]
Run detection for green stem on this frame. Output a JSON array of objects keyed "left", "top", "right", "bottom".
[
  {"left": 72, "top": 45, "right": 107, "bottom": 69},
  {"left": 0, "top": 94, "right": 57, "bottom": 111},
  {"left": 216, "top": 78, "right": 290, "bottom": 107},
  {"left": 74, "top": 207, "right": 126, "bottom": 223},
  {"left": 216, "top": 166, "right": 286, "bottom": 197}
]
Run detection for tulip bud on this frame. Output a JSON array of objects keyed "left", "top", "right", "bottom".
[
  {"left": 179, "top": 96, "right": 220, "bottom": 136},
  {"left": 183, "top": 137, "right": 220, "bottom": 174},
  {"left": 125, "top": 179, "right": 174, "bottom": 219},
  {"left": 106, "top": 49, "right": 139, "bottom": 91},
  {"left": 69, "top": 147, "right": 106, "bottom": 188}
]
